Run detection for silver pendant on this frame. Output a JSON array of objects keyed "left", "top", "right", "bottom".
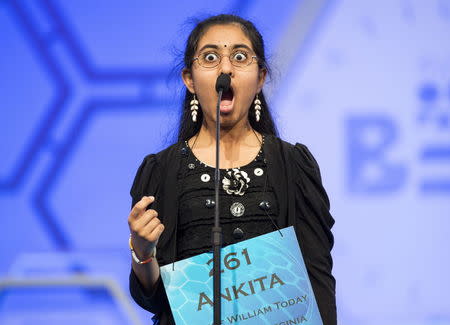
[{"left": 230, "top": 202, "right": 245, "bottom": 217}]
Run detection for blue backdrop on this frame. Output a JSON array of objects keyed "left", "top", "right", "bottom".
[{"left": 1, "top": 0, "right": 449, "bottom": 324}]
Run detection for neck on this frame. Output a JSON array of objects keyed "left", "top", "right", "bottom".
[
  {"left": 197, "top": 119, "right": 257, "bottom": 147},
  {"left": 188, "top": 118, "right": 262, "bottom": 168}
]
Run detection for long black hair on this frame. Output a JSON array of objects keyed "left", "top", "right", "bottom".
[{"left": 177, "top": 14, "right": 278, "bottom": 141}]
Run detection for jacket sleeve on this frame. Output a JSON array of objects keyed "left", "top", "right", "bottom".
[
  {"left": 128, "top": 154, "right": 171, "bottom": 316},
  {"left": 292, "top": 143, "right": 337, "bottom": 325},
  {"left": 129, "top": 268, "right": 170, "bottom": 316},
  {"left": 130, "top": 154, "right": 157, "bottom": 207}
]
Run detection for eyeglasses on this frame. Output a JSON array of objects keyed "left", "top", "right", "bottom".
[{"left": 192, "top": 49, "right": 258, "bottom": 69}]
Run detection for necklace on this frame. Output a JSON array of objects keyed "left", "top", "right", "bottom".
[{"left": 186, "top": 130, "right": 264, "bottom": 170}]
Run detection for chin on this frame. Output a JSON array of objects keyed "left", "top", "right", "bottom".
[{"left": 220, "top": 114, "right": 248, "bottom": 129}]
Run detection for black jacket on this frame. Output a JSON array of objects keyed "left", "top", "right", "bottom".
[{"left": 129, "top": 135, "right": 337, "bottom": 325}]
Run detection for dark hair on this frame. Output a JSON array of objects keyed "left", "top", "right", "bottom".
[{"left": 177, "top": 14, "right": 278, "bottom": 141}]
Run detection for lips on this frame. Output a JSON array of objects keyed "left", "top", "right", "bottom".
[{"left": 220, "top": 87, "right": 234, "bottom": 113}]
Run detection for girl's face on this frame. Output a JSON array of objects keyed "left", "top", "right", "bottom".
[{"left": 182, "top": 24, "right": 266, "bottom": 129}]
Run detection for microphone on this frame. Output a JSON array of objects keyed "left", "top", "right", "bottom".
[
  {"left": 212, "top": 73, "right": 230, "bottom": 325},
  {"left": 215, "top": 73, "right": 231, "bottom": 93}
]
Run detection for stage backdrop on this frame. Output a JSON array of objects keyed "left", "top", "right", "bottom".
[{"left": 1, "top": 0, "right": 449, "bottom": 324}]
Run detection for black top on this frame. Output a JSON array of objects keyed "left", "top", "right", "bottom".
[
  {"left": 177, "top": 136, "right": 280, "bottom": 261},
  {"left": 129, "top": 135, "right": 337, "bottom": 325}
]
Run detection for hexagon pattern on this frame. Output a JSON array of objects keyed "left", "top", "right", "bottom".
[
  {"left": 160, "top": 227, "right": 321, "bottom": 325},
  {"left": 1, "top": 0, "right": 449, "bottom": 324}
]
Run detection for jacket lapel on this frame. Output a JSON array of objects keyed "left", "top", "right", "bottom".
[
  {"left": 155, "top": 142, "right": 183, "bottom": 266},
  {"left": 265, "top": 135, "right": 294, "bottom": 228}
]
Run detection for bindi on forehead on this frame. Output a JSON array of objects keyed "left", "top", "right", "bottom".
[
  {"left": 197, "top": 43, "right": 253, "bottom": 54},
  {"left": 199, "top": 25, "right": 250, "bottom": 48}
]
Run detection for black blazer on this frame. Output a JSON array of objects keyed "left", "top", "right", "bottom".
[{"left": 129, "top": 135, "right": 336, "bottom": 325}]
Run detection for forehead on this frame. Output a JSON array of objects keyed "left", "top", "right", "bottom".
[{"left": 197, "top": 24, "right": 252, "bottom": 50}]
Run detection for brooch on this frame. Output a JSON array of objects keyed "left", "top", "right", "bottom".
[{"left": 222, "top": 168, "right": 250, "bottom": 196}]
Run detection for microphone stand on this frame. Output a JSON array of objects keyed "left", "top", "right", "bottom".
[{"left": 212, "top": 87, "right": 223, "bottom": 325}]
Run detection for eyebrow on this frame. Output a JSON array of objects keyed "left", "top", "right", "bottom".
[{"left": 197, "top": 43, "right": 253, "bottom": 53}]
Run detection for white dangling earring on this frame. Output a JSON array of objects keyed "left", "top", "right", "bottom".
[
  {"left": 190, "top": 94, "right": 199, "bottom": 122},
  {"left": 254, "top": 94, "right": 262, "bottom": 122}
]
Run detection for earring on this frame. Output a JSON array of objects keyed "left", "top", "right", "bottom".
[
  {"left": 190, "top": 94, "right": 199, "bottom": 122},
  {"left": 254, "top": 94, "right": 262, "bottom": 122}
]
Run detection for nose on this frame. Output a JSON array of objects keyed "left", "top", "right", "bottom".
[{"left": 219, "top": 55, "right": 234, "bottom": 77}]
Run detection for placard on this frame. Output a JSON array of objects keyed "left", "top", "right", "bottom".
[{"left": 160, "top": 226, "right": 323, "bottom": 325}]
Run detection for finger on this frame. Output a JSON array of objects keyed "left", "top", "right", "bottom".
[
  {"left": 133, "top": 217, "right": 160, "bottom": 241},
  {"left": 131, "top": 216, "right": 160, "bottom": 238},
  {"left": 129, "top": 196, "right": 155, "bottom": 220},
  {"left": 133, "top": 209, "right": 158, "bottom": 231},
  {"left": 142, "top": 217, "right": 161, "bottom": 236},
  {"left": 145, "top": 223, "right": 165, "bottom": 243}
]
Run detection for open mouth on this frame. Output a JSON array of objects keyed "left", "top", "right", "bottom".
[{"left": 220, "top": 87, "right": 234, "bottom": 113}]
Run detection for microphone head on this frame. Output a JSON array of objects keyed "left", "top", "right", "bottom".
[{"left": 215, "top": 73, "right": 231, "bottom": 93}]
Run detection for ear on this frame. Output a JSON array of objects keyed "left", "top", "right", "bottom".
[
  {"left": 256, "top": 68, "right": 267, "bottom": 93},
  {"left": 182, "top": 68, "right": 195, "bottom": 94}
]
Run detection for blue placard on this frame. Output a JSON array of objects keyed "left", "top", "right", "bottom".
[{"left": 160, "top": 226, "right": 323, "bottom": 325}]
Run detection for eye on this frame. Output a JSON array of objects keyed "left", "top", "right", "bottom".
[
  {"left": 203, "top": 52, "right": 219, "bottom": 62},
  {"left": 232, "top": 51, "right": 248, "bottom": 62}
]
